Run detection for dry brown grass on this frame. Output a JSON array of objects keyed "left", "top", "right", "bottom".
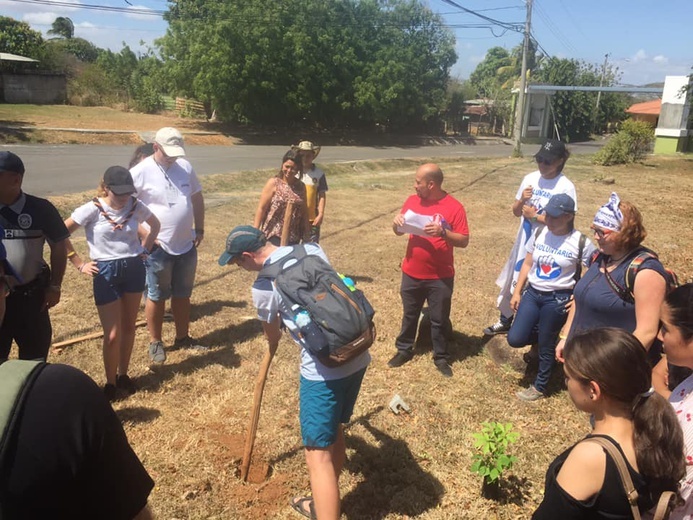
[{"left": 40, "top": 153, "right": 693, "bottom": 519}]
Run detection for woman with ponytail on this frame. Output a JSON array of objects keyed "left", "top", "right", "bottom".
[
  {"left": 659, "top": 283, "right": 693, "bottom": 519},
  {"left": 533, "top": 327, "right": 684, "bottom": 519}
]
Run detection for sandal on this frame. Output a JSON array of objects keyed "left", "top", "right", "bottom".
[{"left": 290, "top": 496, "right": 316, "bottom": 520}]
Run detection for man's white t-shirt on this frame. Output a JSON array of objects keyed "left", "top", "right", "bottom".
[
  {"left": 525, "top": 227, "right": 596, "bottom": 291},
  {"left": 71, "top": 197, "right": 152, "bottom": 261},
  {"left": 130, "top": 156, "right": 202, "bottom": 255}
]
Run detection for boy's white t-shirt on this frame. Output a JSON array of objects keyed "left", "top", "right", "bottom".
[
  {"left": 516, "top": 170, "right": 578, "bottom": 214},
  {"left": 71, "top": 197, "right": 152, "bottom": 261},
  {"left": 525, "top": 227, "right": 597, "bottom": 291}
]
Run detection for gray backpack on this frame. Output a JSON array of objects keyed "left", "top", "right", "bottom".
[{"left": 258, "top": 245, "right": 375, "bottom": 367}]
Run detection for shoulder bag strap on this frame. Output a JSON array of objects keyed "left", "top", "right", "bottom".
[
  {"left": 652, "top": 491, "right": 675, "bottom": 520},
  {"left": 600, "top": 256, "right": 632, "bottom": 303},
  {"left": 583, "top": 437, "right": 641, "bottom": 520},
  {"left": 573, "top": 233, "right": 587, "bottom": 282}
]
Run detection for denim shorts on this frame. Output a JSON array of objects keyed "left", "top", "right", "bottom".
[
  {"left": 93, "top": 257, "right": 146, "bottom": 306},
  {"left": 145, "top": 246, "right": 197, "bottom": 301},
  {"left": 299, "top": 368, "right": 366, "bottom": 448}
]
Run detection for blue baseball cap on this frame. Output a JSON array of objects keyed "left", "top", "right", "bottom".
[
  {"left": 544, "top": 193, "right": 576, "bottom": 217},
  {"left": 218, "top": 226, "right": 267, "bottom": 266}
]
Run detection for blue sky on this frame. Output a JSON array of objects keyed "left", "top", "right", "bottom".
[{"left": 3, "top": 0, "right": 692, "bottom": 86}]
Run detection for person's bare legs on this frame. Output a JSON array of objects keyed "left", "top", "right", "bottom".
[
  {"left": 96, "top": 300, "right": 121, "bottom": 386},
  {"left": 118, "top": 292, "right": 142, "bottom": 376},
  {"left": 171, "top": 296, "right": 191, "bottom": 340},
  {"left": 304, "top": 425, "right": 345, "bottom": 520},
  {"left": 145, "top": 298, "right": 165, "bottom": 342}
]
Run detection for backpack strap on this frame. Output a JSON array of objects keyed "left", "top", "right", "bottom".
[
  {"left": 601, "top": 255, "right": 633, "bottom": 303},
  {"left": 573, "top": 233, "right": 587, "bottom": 283},
  {"left": 624, "top": 249, "right": 659, "bottom": 297},
  {"left": 582, "top": 437, "right": 641, "bottom": 519},
  {"left": 0, "top": 360, "right": 46, "bottom": 464},
  {"left": 652, "top": 491, "right": 676, "bottom": 520}
]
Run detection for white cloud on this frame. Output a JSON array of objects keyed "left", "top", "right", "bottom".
[
  {"left": 23, "top": 12, "right": 60, "bottom": 25},
  {"left": 632, "top": 49, "right": 647, "bottom": 62},
  {"left": 653, "top": 55, "right": 669, "bottom": 64}
]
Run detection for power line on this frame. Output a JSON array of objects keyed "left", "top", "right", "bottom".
[
  {"left": 6, "top": 0, "right": 165, "bottom": 15},
  {"left": 436, "top": 0, "right": 523, "bottom": 32},
  {"left": 533, "top": 0, "right": 576, "bottom": 54}
]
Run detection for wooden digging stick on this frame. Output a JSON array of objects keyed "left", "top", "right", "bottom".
[
  {"left": 240, "top": 201, "right": 295, "bottom": 481},
  {"left": 52, "top": 319, "right": 147, "bottom": 351}
]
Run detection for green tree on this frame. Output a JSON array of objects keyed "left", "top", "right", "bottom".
[
  {"left": 157, "top": 0, "right": 456, "bottom": 129},
  {"left": 469, "top": 47, "right": 510, "bottom": 98},
  {"left": 97, "top": 45, "right": 164, "bottom": 113},
  {"left": 46, "top": 38, "right": 101, "bottom": 63},
  {"left": 535, "top": 57, "right": 611, "bottom": 141},
  {"left": 0, "top": 16, "right": 44, "bottom": 59},
  {"left": 48, "top": 16, "right": 74, "bottom": 39}
]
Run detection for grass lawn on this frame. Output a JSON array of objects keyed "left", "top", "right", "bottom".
[{"left": 44, "top": 152, "right": 693, "bottom": 519}]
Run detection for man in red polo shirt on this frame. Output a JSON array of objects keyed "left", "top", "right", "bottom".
[{"left": 389, "top": 163, "right": 469, "bottom": 377}]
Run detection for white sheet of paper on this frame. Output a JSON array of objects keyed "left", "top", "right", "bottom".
[{"left": 397, "top": 209, "right": 433, "bottom": 237}]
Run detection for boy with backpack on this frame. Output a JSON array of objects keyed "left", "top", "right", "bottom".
[{"left": 218, "top": 226, "right": 371, "bottom": 520}]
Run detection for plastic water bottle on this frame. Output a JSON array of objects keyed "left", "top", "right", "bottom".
[{"left": 292, "top": 305, "right": 329, "bottom": 355}]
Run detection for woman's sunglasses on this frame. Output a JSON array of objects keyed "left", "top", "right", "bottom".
[
  {"left": 535, "top": 157, "right": 553, "bottom": 165},
  {"left": 590, "top": 227, "right": 614, "bottom": 239}
]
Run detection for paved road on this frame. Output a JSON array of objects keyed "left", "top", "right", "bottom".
[{"left": 7, "top": 141, "right": 604, "bottom": 196}]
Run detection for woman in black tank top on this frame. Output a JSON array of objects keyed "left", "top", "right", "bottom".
[{"left": 533, "top": 328, "right": 684, "bottom": 519}]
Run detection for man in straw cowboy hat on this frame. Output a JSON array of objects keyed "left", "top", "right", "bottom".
[{"left": 292, "top": 141, "right": 328, "bottom": 243}]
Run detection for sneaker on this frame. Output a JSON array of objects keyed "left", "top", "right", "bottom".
[
  {"left": 173, "top": 336, "right": 209, "bottom": 351},
  {"left": 148, "top": 340, "right": 166, "bottom": 364},
  {"left": 388, "top": 352, "right": 413, "bottom": 368},
  {"left": 435, "top": 360, "right": 453, "bottom": 378},
  {"left": 483, "top": 320, "right": 511, "bottom": 336},
  {"left": 103, "top": 383, "right": 117, "bottom": 402},
  {"left": 516, "top": 385, "right": 544, "bottom": 401},
  {"left": 116, "top": 374, "right": 138, "bottom": 395}
]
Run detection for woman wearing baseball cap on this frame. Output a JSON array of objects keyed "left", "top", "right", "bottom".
[
  {"left": 63, "top": 166, "right": 160, "bottom": 401},
  {"left": 507, "top": 193, "right": 596, "bottom": 401}
]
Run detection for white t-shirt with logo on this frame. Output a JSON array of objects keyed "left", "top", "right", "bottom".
[
  {"left": 71, "top": 197, "right": 152, "bottom": 261},
  {"left": 516, "top": 170, "right": 578, "bottom": 215},
  {"left": 525, "top": 227, "right": 596, "bottom": 291},
  {"left": 130, "top": 156, "right": 202, "bottom": 255}
]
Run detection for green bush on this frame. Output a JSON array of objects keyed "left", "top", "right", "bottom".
[{"left": 593, "top": 119, "right": 655, "bottom": 165}]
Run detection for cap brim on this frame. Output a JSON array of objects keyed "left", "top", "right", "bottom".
[
  {"left": 218, "top": 251, "right": 236, "bottom": 266},
  {"left": 109, "top": 185, "right": 136, "bottom": 195},
  {"left": 160, "top": 144, "right": 186, "bottom": 158}
]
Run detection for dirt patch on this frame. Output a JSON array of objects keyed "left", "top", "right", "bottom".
[{"left": 0, "top": 105, "right": 237, "bottom": 145}]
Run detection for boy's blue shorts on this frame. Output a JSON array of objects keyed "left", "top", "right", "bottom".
[{"left": 299, "top": 368, "right": 366, "bottom": 448}]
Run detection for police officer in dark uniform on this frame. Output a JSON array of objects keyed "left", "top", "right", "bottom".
[{"left": 0, "top": 151, "right": 68, "bottom": 360}]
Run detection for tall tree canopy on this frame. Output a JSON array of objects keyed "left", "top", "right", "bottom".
[
  {"left": 0, "top": 16, "right": 44, "bottom": 58},
  {"left": 48, "top": 17, "right": 74, "bottom": 39},
  {"left": 157, "top": 0, "right": 456, "bottom": 129}
]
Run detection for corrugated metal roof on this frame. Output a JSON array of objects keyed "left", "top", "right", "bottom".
[{"left": 0, "top": 52, "right": 39, "bottom": 63}]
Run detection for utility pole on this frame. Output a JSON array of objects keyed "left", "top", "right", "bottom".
[
  {"left": 593, "top": 53, "right": 610, "bottom": 133},
  {"left": 513, "top": 0, "right": 533, "bottom": 156}
]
